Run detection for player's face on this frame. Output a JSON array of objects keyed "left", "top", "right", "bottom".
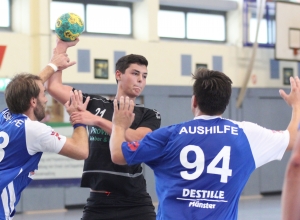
[
  {"left": 34, "top": 81, "right": 48, "bottom": 121},
  {"left": 118, "top": 63, "right": 147, "bottom": 98}
]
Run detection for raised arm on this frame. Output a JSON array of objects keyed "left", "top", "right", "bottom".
[
  {"left": 44, "top": 38, "right": 79, "bottom": 104},
  {"left": 279, "top": 76, "right": 300, "bottom": 150},
  {"left": 46, "top": 67, "right": 73, "bottom": 104},
  {"left": 38, "top": 53, "right": 75, "bottom": 104},
  {"left": 58, "top": 90, "right": 90, "bottom": 160},
  {"left": 39, "top": 50, "right": 75, "bottom": 83},
  {"left": 110, "top": 96, "right": 135, "bottom": 165},
  {"left": 282, "top": 129, "right": 300, "bottom": 220}
]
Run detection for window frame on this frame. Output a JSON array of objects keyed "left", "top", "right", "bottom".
[
  {"left": 0, "top": 0, "right": 12, "bottom": 31},
  {"left": 243, "top": 0, "right": 275, "bottom": 48},
  {"left": 52, "top": 0, "right": 133, "bottom": 37},
  {"left": 159, "top": 5, "right": 227, "bottom": 43}
]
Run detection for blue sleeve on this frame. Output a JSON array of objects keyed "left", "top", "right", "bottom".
[{"left": 121, "top": 125, "right": 175, "bottom": 165}]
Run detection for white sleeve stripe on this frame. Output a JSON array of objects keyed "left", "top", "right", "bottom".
[
  {"left": 25, "top": 120, "right": 66, "bottom": 155},
  {"left": 1, "top": 182, "right": 16, "bottom": 219},
  {"left": 230, "top": 120, "right": 289, "bottom": 168},
  {"left": 7, "top": 182, "right": 15, "bottom": 216},
  {"left": 1, "top": 187, "right": 9, "bottom": 218}
]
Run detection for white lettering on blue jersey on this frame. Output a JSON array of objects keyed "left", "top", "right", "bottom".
[{"left": 179, "top": 125, "right": 238, "bottom": 135}]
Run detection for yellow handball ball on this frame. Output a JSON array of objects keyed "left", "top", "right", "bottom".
[{"left": 55, "top": 13, "right": 85, "bottom": 42}]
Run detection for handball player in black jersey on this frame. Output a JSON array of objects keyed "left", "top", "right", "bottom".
[{"left": 46, "top": 38, "right": 161, "bottom": 220}]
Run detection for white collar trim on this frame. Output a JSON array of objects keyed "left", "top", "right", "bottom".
[{"left": 193, "top": 115, "right": 222, "bottom": 120}]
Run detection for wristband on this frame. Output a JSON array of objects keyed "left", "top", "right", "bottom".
[
  {"left": 47, "top": 63, "right": 58, "bottom": 72},
  {"left": 73, "top": 123, "right": 86, "bottom": 129}
]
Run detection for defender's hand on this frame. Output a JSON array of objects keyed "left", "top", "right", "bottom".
[
  {"left": 279, "top": 76, "right": 300, "bottom": 108},
  {"left": 64, "top": 90, "right": 90, "bottom": 115},
  {"left": 112, "top": 96, "right": 135, "bottom": 130}
]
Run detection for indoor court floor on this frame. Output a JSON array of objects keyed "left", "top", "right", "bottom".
[{"left": 13, "top": 194, "right": 282, "bottom": 220}]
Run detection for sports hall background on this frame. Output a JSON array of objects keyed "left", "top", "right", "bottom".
[{"left": 0, "top": 0, "right": 297, "bottom": 214}]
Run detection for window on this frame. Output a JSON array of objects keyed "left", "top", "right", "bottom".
[
  {"left": 187, "top": 13, "right": 225, "bottom": 41},
  {"left": 86, "top": 4, "right": 131, "bottom": 35},
  {"left": 158, "top": 6, "right": 226, "bottom": 42},
  {"left": 243, "top": 0, "right": 275, "bottom": 47},
  {"left": 0, "top": 0, "right": 11, "bottom": 29},
  {"left": 51, "top": 0, "right": 132, "bottom": 36},
  {"left": 50, "top": 2, "right": 84, "bottom": 30},
  {"left": 158, "top": 10, "right": 185, "bottom": 38}
]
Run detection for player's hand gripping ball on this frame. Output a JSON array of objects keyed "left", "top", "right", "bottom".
[{"left": 55, "top": 13, "right": 84, "bottom": 42}]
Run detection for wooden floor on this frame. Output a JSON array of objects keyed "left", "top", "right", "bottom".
[{"left": 14, "top": 194, "right": 282, "bottom": 220}]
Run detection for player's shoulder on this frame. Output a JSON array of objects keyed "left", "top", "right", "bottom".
[
  {"left": 224, "top": 119, "right": 273, "bottom": 138},
  {"left": 74, "top": 89, "right": 112, "bottom": 103},
  {"left": 85, "top": 95, "right": 114, "bottom": 113},
  {"left": 25, "top": 119, "right": 45, "bottom": 127},
  {"left": 226, "top": 119, "right": 260, "bottom": 129},
  {"left": 0, "top": 108, "right": 13, "bottom": 124},
  {"left": 86, "top": 94, "right": 113, "bottom": 103},
  {"left": 135, "top": 105, "right": 161, "bottom": 119},
  {"left": 0, "top": 108, "right": 27, "bottom": 127},
  {"left": 24, "top": 119, "right": 52, "bottom": 135},
  {"left": 158, "top": 122, "right": 183, "bottom": 134}
]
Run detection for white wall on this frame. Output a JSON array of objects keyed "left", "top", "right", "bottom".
[{"left": 0, "top": 0, "right": 296, "bottom": 89}]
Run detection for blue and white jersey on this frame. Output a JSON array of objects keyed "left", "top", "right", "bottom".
[
  {"left": 0, "top": 108, "right": 67, "bottom": 220},
  {"left": 121, "top": 115, "right": 289, "bottom": 220}
]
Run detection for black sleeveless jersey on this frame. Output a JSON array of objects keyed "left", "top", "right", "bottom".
[{"left": 80, "top": 93, "right": 161, "bottom": 196}]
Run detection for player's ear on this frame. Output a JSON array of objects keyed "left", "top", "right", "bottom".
[
  {"left": 30, "top": 97, "right": 37, "bottom": 107},
  {"left": 115, "top": 70, "right": 122, "bottom": 82},
  {"left": 192, "top": 95, "right": 198, "bottom": 108}
]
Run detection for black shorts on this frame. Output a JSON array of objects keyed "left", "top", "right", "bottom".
[{"left": 81, "top": 192, "right": 156, "bottom": 220}]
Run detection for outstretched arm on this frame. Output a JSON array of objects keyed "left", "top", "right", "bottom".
[
  {"left": 282, "top": 129, "right": 300, "bottom": 220},
  {"left": 110, "top": 96, "right": 135, "bottom": 165},
  {"left": 58, "top": 90, "right": 90, "bottom": 160},
  {"left": 279, "top": 76, "right": 300, "bottom": 150},
  {"left": 70, "top": 109, "right": 152, "bottom": 142}
]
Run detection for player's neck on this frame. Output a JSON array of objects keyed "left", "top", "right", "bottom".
[
  {"left": 23, "top": 109, "right": 37, "bottom": 121},
  {"left": 115, "top": 92, "right": 136, "bottom": 103},
  {"left": 193, "top": 108, "right": 214, "bottom": 117},
  {"left": 194, "top": 109, "right": 222, "bottom": 118}
]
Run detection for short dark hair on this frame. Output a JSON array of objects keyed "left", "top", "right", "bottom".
[
  {"left": 115, "top": 54, "right": 148, "bottom": 74},
  {"left": 192, "top": 68, "right": 232, "bottom": 115},
  {"left": 5, "top": 73, "right": 41, "bottom": 114}
]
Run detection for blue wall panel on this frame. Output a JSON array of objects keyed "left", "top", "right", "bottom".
[
  {"left": 181, "top": 54, "right": 192, "bottom": 76},
  {"left": 213, "top": 56, "right": 223, "bottom": 72},
  {"left": 77, "top": 49, "right": 90, "bottom": 73},
  {"left": 270, "top": 59, "right": 279, "bottom": 79},
  {"left": 114, "top": 51, "right": 126, "bottom": 72}
]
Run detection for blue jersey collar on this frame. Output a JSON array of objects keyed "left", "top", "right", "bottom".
[{"left": 193, "top": 115, "right": 222, "bottom": 120}]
